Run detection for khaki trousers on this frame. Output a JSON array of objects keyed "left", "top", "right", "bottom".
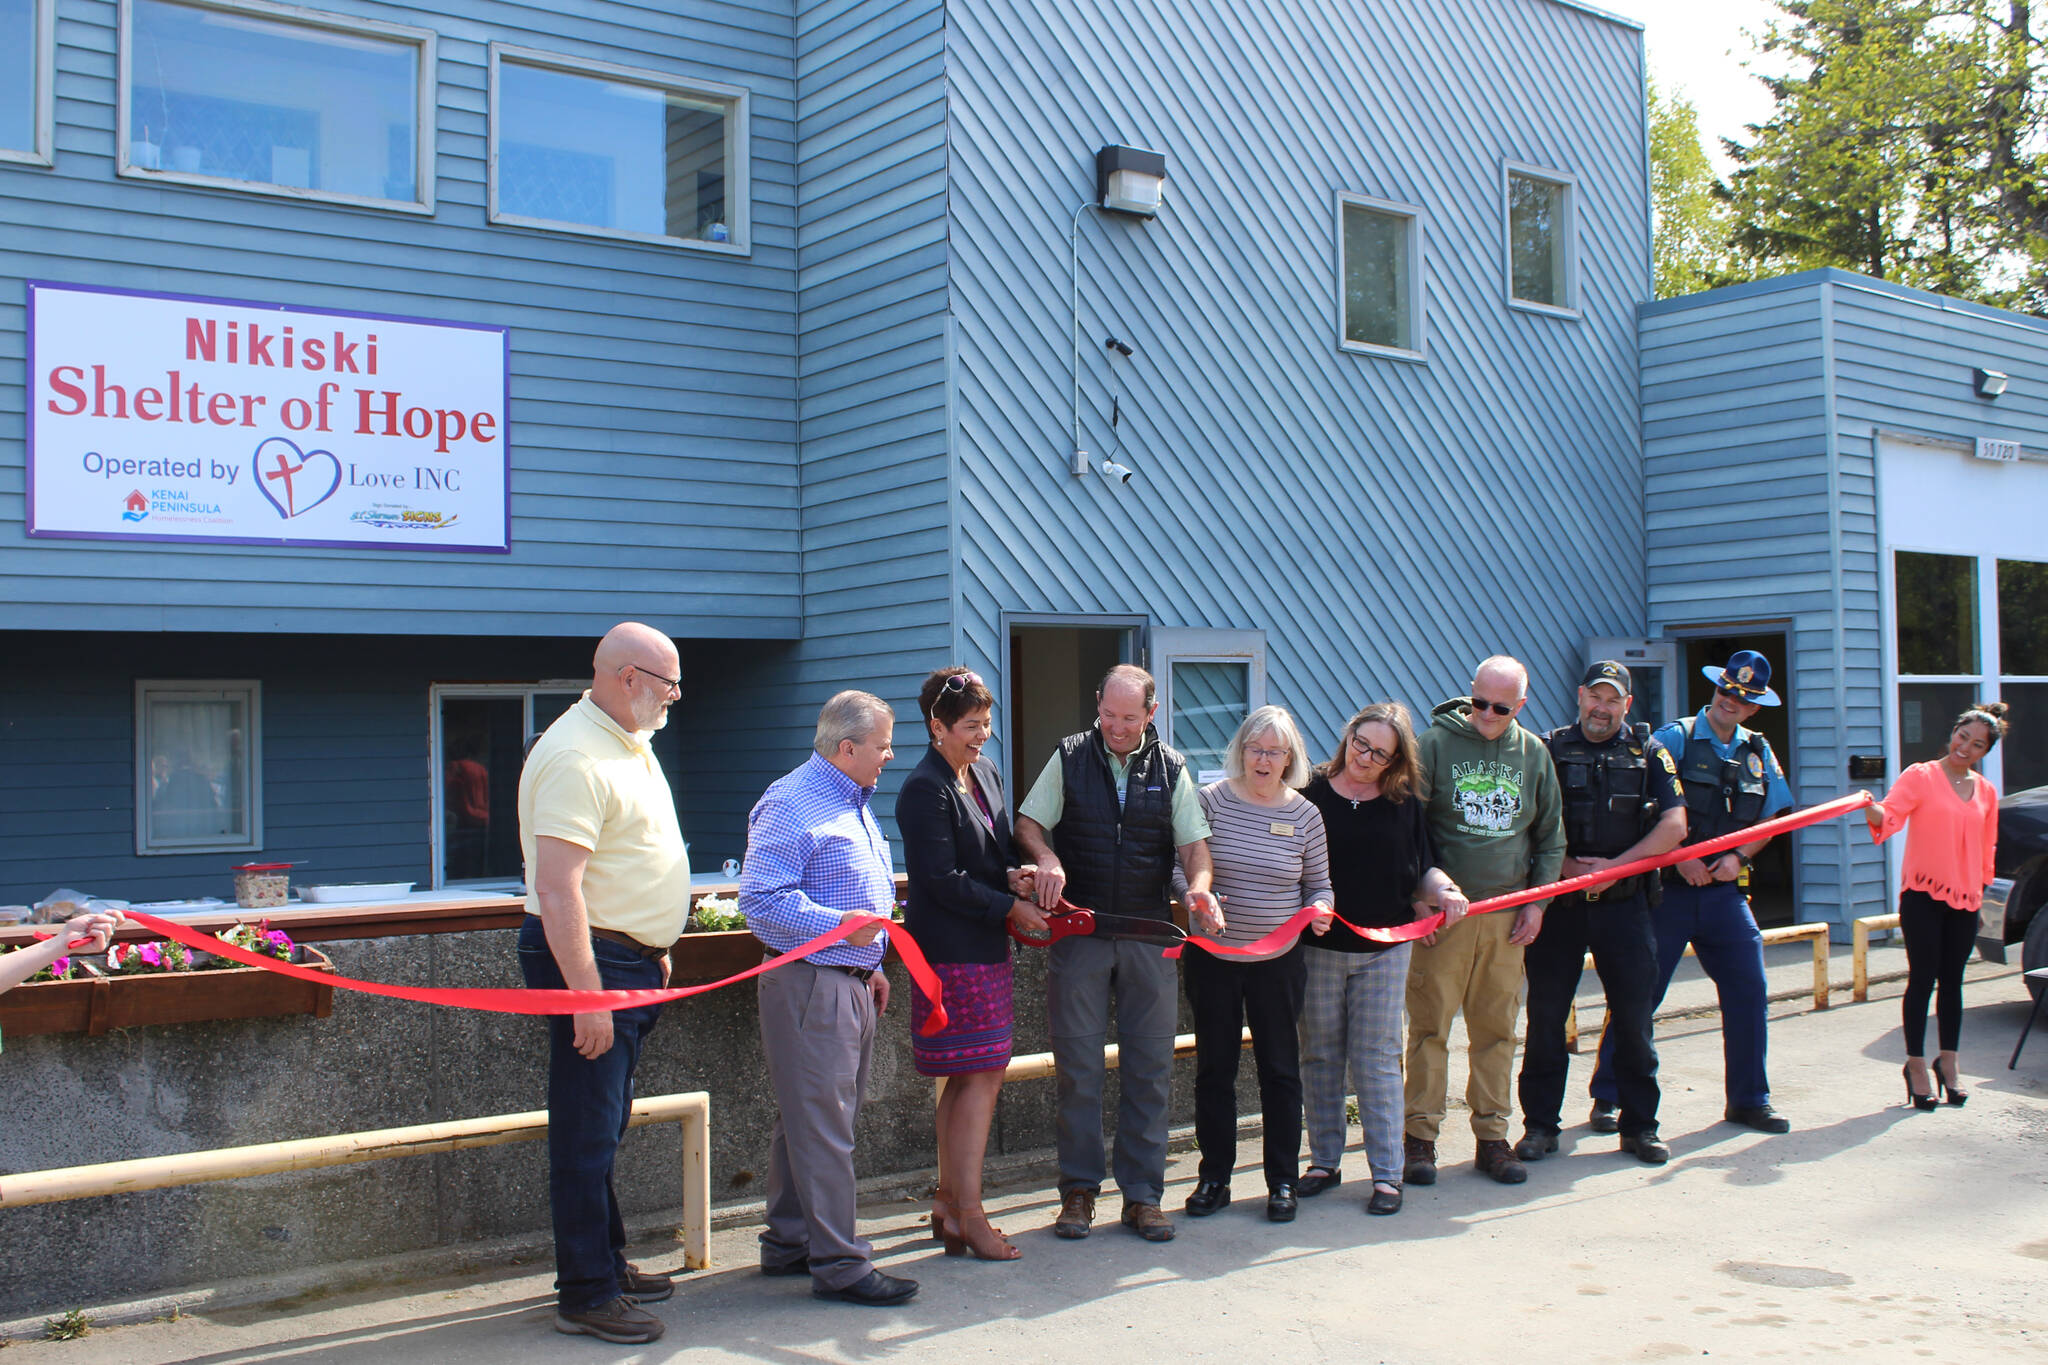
[{"left": 1404, "top": 909, "right": 1524, "bottom": 1143}]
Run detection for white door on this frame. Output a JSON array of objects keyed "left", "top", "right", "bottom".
[{"left": 1151, "top": 629, "right": 1267, "bottom": 783}]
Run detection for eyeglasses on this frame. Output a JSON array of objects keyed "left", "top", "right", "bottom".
[
  {"left": 1469, "top": 698, "right": 1516, "bottom": 717},
  {"left": 942, "top": 671, "right": 985, "bottom": 693},
  {"left": 1245, "top": 745, "right": 1290, "bottom": 763},
  {"left": 621, "top": 662, "right": 681, "bottom": 696},
  {"left": 1348, "top": 734, "right": 1394, "bottom": 764}
]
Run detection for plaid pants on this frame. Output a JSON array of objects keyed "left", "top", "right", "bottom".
[{"left": 1298, "top": 943, "right": 1411, "bottom": 1186}]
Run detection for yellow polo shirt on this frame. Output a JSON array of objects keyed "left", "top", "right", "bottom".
[{"left": 519, "top": 695, "right": 691, "bottom": 947}]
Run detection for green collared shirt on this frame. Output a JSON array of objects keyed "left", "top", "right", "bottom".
[{"left": 1017, "top": 747, "right": 1210, "bottom": 846}]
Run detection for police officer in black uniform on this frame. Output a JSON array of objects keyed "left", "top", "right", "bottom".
[{"left": 1514, "top": 662, "right": 1688, "bottom": 1165}]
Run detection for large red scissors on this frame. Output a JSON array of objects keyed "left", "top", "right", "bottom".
[{"left": 1007, "top": 899, "right": 1189, "bottom": 949}]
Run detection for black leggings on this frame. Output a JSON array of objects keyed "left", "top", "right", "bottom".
[{"left": 1899, "top": 889, "right": 1979, "bottom": 1057}]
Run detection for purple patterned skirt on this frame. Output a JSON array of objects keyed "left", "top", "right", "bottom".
[{"left": 911, "top": 959, "right": 1015, "bottom": 1076}]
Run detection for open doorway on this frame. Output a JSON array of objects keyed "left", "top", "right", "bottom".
[
  {"left": 1676, "top": 630, "right": 1795, "bottom": 927},
  {"left": 1005, "top": 620, "right": 1142, "bottom": 789}
]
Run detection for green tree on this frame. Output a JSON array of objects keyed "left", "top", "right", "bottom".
[
  {"left": 1725, "top": 0, "right": 1997, "bottom": 295},
  {"left": 1648, "top": 80, "right": 1743, "bottom": 297}
]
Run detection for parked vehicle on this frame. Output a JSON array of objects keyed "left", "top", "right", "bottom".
[{"left": 1981, "top": 785, "right": 2048, "bottom": 1002}]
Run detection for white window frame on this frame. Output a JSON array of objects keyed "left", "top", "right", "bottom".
[
  {"left": 487, "top": 43, "right": 751, "bottom": 255},
  {"left": 116, "top": 0, "right": 437, "bottom": 214},
  {"left": 0, "top": 0, "right": 56, "bottom": 167},
  {"left": 1334, "top": 190, "right": 1426, "bottom": 363},
  {"left": 427, "top": 681, "right": 587, "bottom": 889},
  {"left": 134, "top": 679, "right": 264, "bottom": 856},
  {"left": 1502, "top": 160, "right": 1580, "bottom": 319}
]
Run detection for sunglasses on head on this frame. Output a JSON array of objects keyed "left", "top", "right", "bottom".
[
  {"left": 942, "top": 671, "right": 985, "bottom": 694},
  {"left": 1469, "top": 698, "right": 1515, "bottom": 717}
]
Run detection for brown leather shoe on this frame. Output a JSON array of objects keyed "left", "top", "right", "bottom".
[
  {"left": 555, "top": 1296, "right": 664, "bottom": 1344},
  {"left": 1402, "top": 1135, "right": 1438, "bottom": 1186},
  {"left": 1474, "top": 1139, "right": 1529, "bottom": 1185},
  {"left": 1053, "top": 1188, "right": 1097, "bottom": 1240},
  {"left": 1119, "top": 1201, "right": 1175, "bottom": 1241}
]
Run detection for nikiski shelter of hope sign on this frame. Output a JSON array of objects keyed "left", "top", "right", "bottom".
[{"left": 28, "top": 282, "right": 511, "bottom": 552}]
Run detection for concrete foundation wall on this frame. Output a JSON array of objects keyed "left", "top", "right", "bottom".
[{"left": 0, "top": 927, "right": 1221, "bottom": 1316}]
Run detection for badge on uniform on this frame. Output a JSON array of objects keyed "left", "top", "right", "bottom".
[
  {"left": 1659, "top": 749, "right": 1678, "bottom": 774},
  {"left": 1269, "top": 822, "right": 1294, "bottom": 837},
  {"left": 1746, "top": 752, "right": 1764, "bottom": 778}
]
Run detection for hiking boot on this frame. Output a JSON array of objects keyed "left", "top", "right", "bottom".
[
  {"left": 1053, "top": 1188, "right": 1097, "bottom": 1239},
  {"left": 1474, "top": 1139, "right": 1529, "bottom": 1185},
  {"left": 1513, "top": 1128, "right": 1559, "bottom": 1163},
  {"left": 1402, "top": 1135, "right": 1438, "bottom": 1186},
  {"left": 1120, "top": 1201, "right": 1175, "bottom": 1242},
  {"left": 555, "top": 1296, "right": 664, "bottom": 1344}
]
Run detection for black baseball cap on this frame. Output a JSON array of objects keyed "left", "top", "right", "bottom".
[{"left": 1581, "top": 660, "right": 1632, "bottom": 694}]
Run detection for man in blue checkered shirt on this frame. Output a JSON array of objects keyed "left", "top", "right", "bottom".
[{"left": 741, "top": 690, "right": 916, "bottom": 1307}]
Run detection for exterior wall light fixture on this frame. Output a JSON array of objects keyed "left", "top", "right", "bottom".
[
  {"left": 1974, "top": 367, "right": 2009, "bottom": 398},
  {"left": 1096, "top": 145, "right": 1166, "bottom": 218}
]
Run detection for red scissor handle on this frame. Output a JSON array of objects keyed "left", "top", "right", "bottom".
[{"left": 1007, "top": 900, "right": 1095, "bottom": 947}]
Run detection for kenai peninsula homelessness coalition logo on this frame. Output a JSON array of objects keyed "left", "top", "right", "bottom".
[{"left": 28, "top": 282, "right": 510, "bottom": 553}]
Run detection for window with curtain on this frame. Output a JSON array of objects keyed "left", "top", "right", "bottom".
[{"left": 136, "top": 681, "right": 261, "bottom": 853}]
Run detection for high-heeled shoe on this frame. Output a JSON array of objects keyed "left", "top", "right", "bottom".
[
  {"left": 931, "top": 1189, "right": 1005, "bottom": 1242},
  {"left": 1933, "top": 1058, "right": 1969, "bottom": 1107},
  {"left": 1902, "top": 1063, "right": 1936, "bottom": 1112},
  {"left": 941, "top": 1205, "right": 1020, "bottom": 1261}
]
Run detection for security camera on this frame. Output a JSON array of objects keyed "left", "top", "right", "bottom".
[
  {"left": 1104, "top": 336, "right": 1134, "bottom": 357},
  {"left": 1100, "top": 459, "right": 1134, "bottom": 485}
]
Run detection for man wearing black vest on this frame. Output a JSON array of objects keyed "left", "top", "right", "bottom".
[
  {"left": 1588, "top": 649, "right": 1797, "bottom": 1135},
  {"left": 1015, "top": 664, "right": 1217, "bottom": 1244},
  {"left": 1515, "top": 662, "right": 1687, "bottom": 1167}
]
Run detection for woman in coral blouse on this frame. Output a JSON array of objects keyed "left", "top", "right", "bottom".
[{"left": 1865, "top": 701, "right": 2010, "bottom": 1109}]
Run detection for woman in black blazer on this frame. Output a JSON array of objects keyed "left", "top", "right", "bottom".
[{"left": 899, "top": 666, "right": 1047, "bottom": 1262}]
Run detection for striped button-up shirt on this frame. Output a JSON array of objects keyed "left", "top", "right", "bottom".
[{"left": 740, "top": 753, "right": 894, "bottom": 968}]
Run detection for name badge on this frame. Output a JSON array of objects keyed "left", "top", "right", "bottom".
[{"left": 1269, "top": 822, "right": 1294, "bottom": 837}]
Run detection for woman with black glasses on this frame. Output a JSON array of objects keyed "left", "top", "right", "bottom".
[
  {"left": 1297, "top": 703, "right": 1466, "bottom": 1215},
  {"left": 897, "top": 667, "right": 1046, "bottom": 1260}
]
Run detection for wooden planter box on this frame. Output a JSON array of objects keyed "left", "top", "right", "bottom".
[
  {"left": 0, "top": 948, "right": 336, "bottom": 1038},
  {"left": 670, "top": 929, "right": 762, "bottom": 983}
]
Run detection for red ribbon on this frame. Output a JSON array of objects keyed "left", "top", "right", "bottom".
[
  {"left": 121, "top": 910, "right": 951, "bottom": 1037},
  {"left": 1177, "top": 790, "right": 1877, "bottom": 957}
]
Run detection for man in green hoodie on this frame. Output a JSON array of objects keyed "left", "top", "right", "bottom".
[{"left": 1404, "top": 655, "right": 1566, "bottom": 1186}]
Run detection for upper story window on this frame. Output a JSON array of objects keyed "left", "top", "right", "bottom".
[
  {"left": 489, "top": 44, "right": 750, "bottom": 252},
  {"left": 120, "top": 0, "right": 436, "bottom": 212},
  {"left": 135, "top": 680, "right": 263, "bottom": 855},
  {"left": 1504, "top": 162, "right": 1578, "bottom": 316},
  {"left": 1, "top": 0, "right": 54, "bottom": 166},
  {"left": 1336, "top": 192, "right": 1424, "bottom": 361}
]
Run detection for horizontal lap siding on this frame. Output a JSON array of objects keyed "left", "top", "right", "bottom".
[
  {"left": 1, "top": 0, "right": 801, "bottom": 638},
  {"left": 948, "top": 0, "right": 1650, "bottom": 763},
  {"left": 1640, "top": 273, "right": 1888, "bottom": 925}
]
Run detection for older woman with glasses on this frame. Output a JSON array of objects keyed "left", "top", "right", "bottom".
[
  {"left": 1297, "top": 703, "right": 1467, "bottom": 1215},
  {"left": 1180, "top": 704, "right": 1334, "bottom": 1224},
  {"left": 897, "top": 667, "right": 1047, "bottom": 1261}
]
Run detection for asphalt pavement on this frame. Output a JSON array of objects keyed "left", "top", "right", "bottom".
[{"left": 7, "top": 950, "right": 2046, "bottom": 1365}]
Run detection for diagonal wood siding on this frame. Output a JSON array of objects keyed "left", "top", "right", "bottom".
[{"left": 945, "top": 0, "right": 1651, "bottom": 771}]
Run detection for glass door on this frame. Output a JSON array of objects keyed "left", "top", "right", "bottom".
[{"left": 1584, "top": 638, "right": 1676, "bottom": 731}]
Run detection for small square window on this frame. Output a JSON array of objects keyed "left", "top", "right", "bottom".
[
  {"left": 489, "top": 44, "right": 750, "bottom": 251},
  {"left": 1, "top": 0, "right": 54, "bottom": 166},
  {"left": 1505, "top": 163, "right": 1577, "bottom": 314},
  {"left": 135, "top": 681, "right": 263, "bottom": 855},
  {"left": 120, "top": 0, "right": 435, "bottom": 211},
  {"left": 1336, "top": 193, "right": 1424, "bottom": 360}
]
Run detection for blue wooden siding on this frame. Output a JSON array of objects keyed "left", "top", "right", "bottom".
[
  {"left": 945, "top": 0, "right": 1652, "bottom": 762},
  {"left": 0, "top": 0, "right": 801, "bottom": 640}
]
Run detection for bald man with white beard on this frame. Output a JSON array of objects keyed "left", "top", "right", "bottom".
[{"left": 519, "top": 621, "right": 690, "bottom": 1345}]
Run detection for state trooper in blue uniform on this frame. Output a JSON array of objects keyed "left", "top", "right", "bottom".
[
  {"left": 1589, "top": 650, "right": 1797, "bottom": 1134},
  {"left": 1516, "top": 662, "right": 1688, "bottom": 1166}
]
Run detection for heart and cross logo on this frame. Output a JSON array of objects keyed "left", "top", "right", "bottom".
[{"left": 252, "top": 437, "right": 342, "bottom": 520}]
